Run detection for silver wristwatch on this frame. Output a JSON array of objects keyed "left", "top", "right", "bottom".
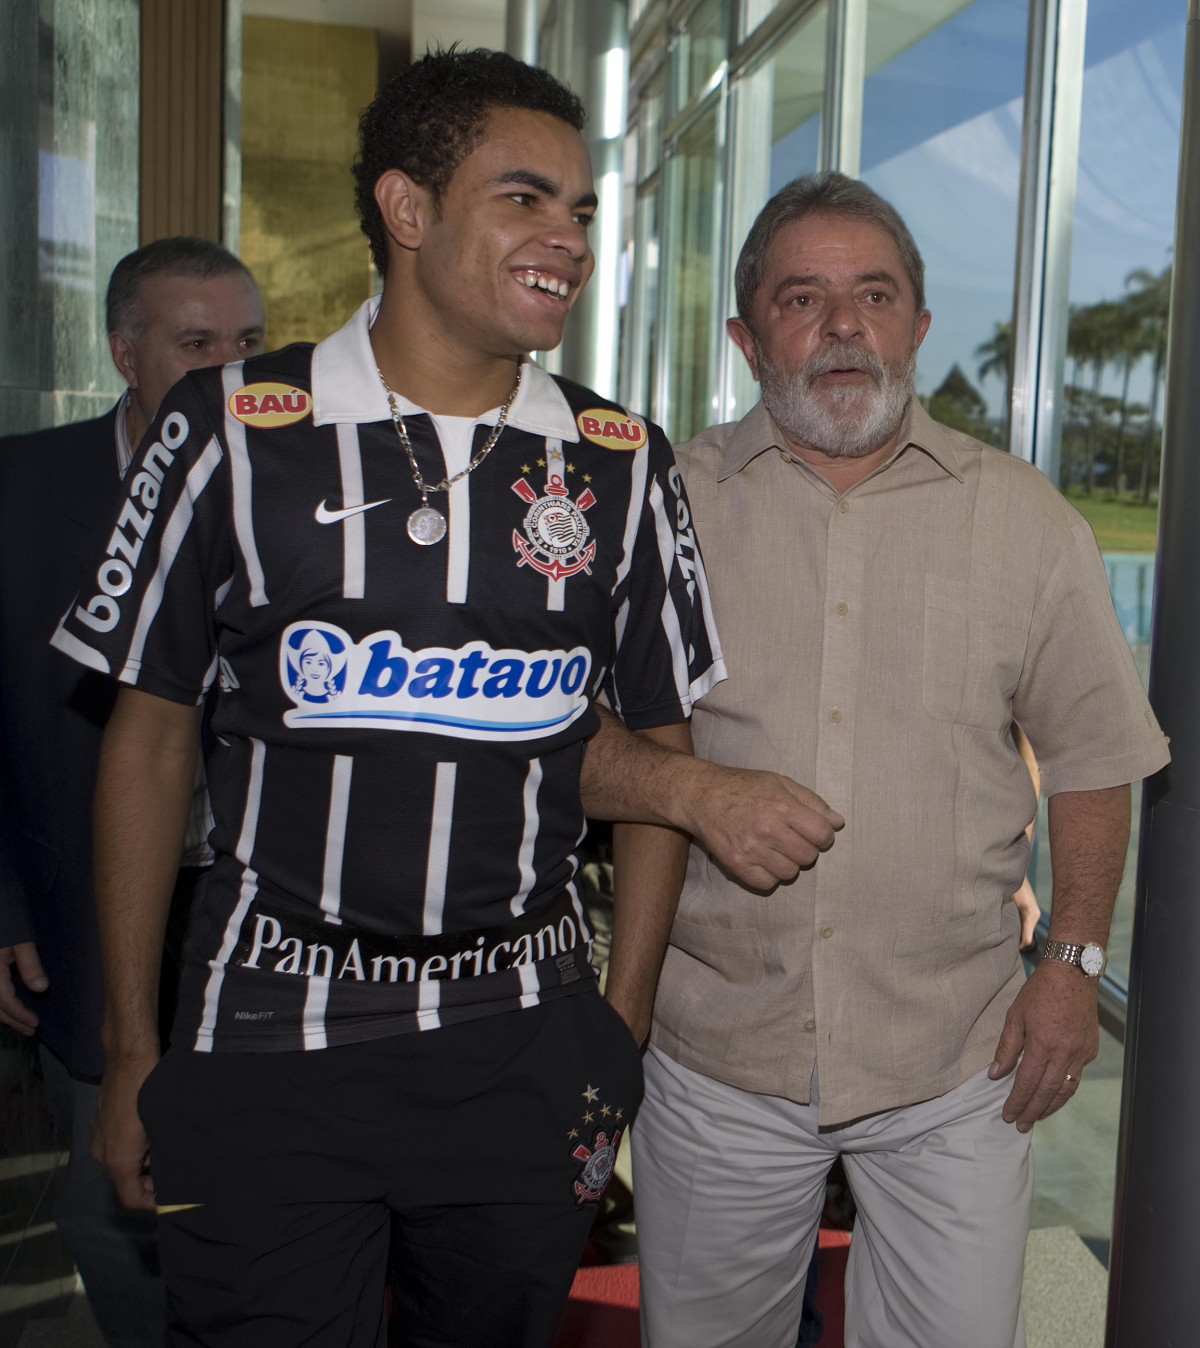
[{"left": 1042, "top": 940, "right": 1106, "bottom": 979}]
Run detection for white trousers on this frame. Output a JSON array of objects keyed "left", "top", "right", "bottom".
[{"left": 633, "top": 1048, "right": 1032, "bottom": 1348}]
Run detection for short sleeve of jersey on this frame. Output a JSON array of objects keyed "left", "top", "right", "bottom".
[
  {"left": 51, "top": 374, "right": 230, "bottom": 706},
  {"left": 606, "top": 426, "right": 726, "bottom": 729}
]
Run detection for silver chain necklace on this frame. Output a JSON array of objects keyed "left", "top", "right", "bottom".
[{"left": 377, "top": 363, "right": 524, "bottom": 546}]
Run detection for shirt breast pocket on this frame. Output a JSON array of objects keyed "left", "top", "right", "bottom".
[{"left": 921, "top": 574, "right": 1025, "bottom": 730}]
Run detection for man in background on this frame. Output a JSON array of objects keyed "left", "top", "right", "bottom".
[{"left": 0, "top": 237, "right": 264, "bottom": 1345}]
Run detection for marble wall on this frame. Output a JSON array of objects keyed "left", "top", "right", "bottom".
[
  {"left": 0, "top": 0, "right": 139, "bottom": 436},
  {"left": 239, "top": 16, "right": 377, "bottom": 349}
]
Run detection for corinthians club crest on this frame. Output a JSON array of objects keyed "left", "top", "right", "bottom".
[
  {"left": 512, "top": 471, "right": 596, "bottom": 582},
  {"left": 572, "top": 1127, "right": 622, "bottom": 1204}
]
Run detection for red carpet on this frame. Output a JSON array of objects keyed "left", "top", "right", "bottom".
[{"left": 554, "top": 1229, "right": 851, "bottom": 1348}]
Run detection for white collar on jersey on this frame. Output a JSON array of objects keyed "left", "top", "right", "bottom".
[{"left": 310, "top": 295, "right": 580, "bottom": 442}]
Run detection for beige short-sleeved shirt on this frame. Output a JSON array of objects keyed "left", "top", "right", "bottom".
[{"left": 652, "top": 399, "right": 1169, "bottom": 1126}]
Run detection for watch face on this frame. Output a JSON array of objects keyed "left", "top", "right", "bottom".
[{"left": 1081, "top": 944, "right": 1106, "bottom": 977}]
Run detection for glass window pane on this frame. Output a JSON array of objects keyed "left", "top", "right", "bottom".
[
  {"left": 727, "top": 2, "right": 828, "bottom": 419},
  {"left": 1032, "top": 0, "right": 1185, "bottom": 994},
  {"left": 1054, "top": 0, "right": 1182, "bottom": 514},
  {"left": 740, "top": 0, "right": 782, "bottom": 40},
  {"left": 618, "top": 127, "right": 639, "bottom": 406},
  {"left": 1030, "top": 1018, "right": 1125, "bottom": 1295},
  {"left": 631, "top": 0, "right": 656, "bottom": 31},
  {"left": 628, "top": 185, "right": 663, "bottom": 417},
  {"left": 860, "top": 0, "right": 1030, "bottom": 451},
  {"left": 3, "top": 0, "right": 139, "bottom": 432},
  {"left": 669, "top": 0, "right": 731, "bottom": 114},
  {"left": 662, "top": 104, "right": 725, "bottom": 443},
  {"left": 638, "top": 78, "right": 665, "bottom": 181}
]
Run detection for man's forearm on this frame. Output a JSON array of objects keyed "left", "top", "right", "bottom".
[
  {"left": 990, "top": 782, "right": 1131, "bottom": 1130},
  {"left": 94, "top": 686, "right": 200, "bottom": 1059},
  {"left": 579, "top": 705, "right": 699, "bottom": 827},
  {"left": 581, "top": 705, "right": 842, "bottom": 890},
  {"left": 1045, "top": 783, "right": 1131, "bottom": 943},
  {"left": 603, "top": 722, "right": 693, "bottom": 1045}
]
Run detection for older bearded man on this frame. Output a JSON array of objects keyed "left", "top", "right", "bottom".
[{"left": 629, "top": 173, "right": 1168, "bottom": 1348}]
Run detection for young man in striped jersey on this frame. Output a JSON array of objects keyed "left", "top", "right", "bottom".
[{"left": 53, "top": 49, "right": 843, "bottom": 1347}]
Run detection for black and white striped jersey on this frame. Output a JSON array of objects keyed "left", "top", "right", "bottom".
[{"left": 54, "top": 298, "right": 725, "bottom": 1052}]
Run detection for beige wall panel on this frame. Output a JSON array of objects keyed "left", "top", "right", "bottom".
[
  {"left": 140, "top": 0, "right": 224, "bottom": 243},
  {"left": 239, "top": 16, "right": 377, "bottom": 349}
]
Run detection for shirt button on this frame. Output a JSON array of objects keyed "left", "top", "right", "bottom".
[
  {"left": 835, "top": 601, "right": 849, "bottom": 616},
  {"left": 821, "top": 927, "right": 834, "bottom": 939},
  {"left": 829, "top": 708, "right": 843, "bottom": 724},
  {"left": 805, "top": 1018, "right": 817, "bottom": 1031},
  {"left": 838, "top": 499, "right": 850, "bottom": 515}
]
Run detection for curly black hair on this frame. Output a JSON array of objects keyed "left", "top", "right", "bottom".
[{"left": 353, "top": 48, "right": 587, "bottom": 276}]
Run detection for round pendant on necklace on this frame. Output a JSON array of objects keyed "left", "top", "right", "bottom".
[{"left": 407, "top": 505, "right": 447, "bottom": 546}]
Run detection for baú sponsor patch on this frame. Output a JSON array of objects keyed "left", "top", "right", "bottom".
[
  {"left": 228, "top": 383, "right": 312, "bottom": 428},
  {"left": 576, "top": 408, "right": 647, "bottom": 451}
]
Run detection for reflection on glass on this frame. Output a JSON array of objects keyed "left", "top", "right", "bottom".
[
  {"left": 628, "top": 186, "right": 662, "bottom": 420},
  {"left": 860, "top": 0, "right": 1029, "bottom": 450},
  {"left": 638, "top": 78, "right": 665, "bottom": 183},
  {"left": 741, "top": 0, "right": 782, "bottom": 40},
  {"left": 619, "top": 128, "right": 638, "bottom": 405},
  {"left": 727, "top": 2, "right": 827, "bottom": 419},
  {"left": 1055, "top": 0, "right": 1182, "bottom": 522},
  {"left": 630, "top": 0, "right": 657, "bottom": 32},
  {"left": 662, "top": 105, "right": 723, "bottom": 444},
  {"left": 1036, "top": 0, "right": 1184, "bottom": 993},
  {"left": 669, "top": 0, "right": 730, "bottom": 115},
  {"left": 1, "top": 0, "right": 139, "bottom": 433},
  {"left": 540, "top": 1, "right": 573, "bottom": 82},
  {"left": 1029, "top": 1020, "right": 1124, "bottom": 1297}
]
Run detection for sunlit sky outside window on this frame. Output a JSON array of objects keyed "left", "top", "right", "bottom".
[{"left": 850, "top": 0, "right": 1183, "bottom": 420}]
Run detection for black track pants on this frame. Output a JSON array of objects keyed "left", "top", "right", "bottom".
[{"left": 139, "top": 992, "right": 643, "bottom": 1347}]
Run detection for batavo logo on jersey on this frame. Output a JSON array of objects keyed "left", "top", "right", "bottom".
[
  {"left": 576, "top": 408, "right": 647, "bottom": 450},
  {"left": 228, "top": 383, "right": 312, "bottom": 428},
  {"left": 279, "top": 622, "right": 592, "bottom": 741}
]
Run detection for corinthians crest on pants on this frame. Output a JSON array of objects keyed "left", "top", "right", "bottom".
[
  {"left": 572, "top": 1127, "right": 622, "bottom": 1204},
  {"left": 512, "top": 470, "right": 596, "bottom": 582},
  {"left": 566, "top": 1082, "right": 627, "bottom": 1204}
]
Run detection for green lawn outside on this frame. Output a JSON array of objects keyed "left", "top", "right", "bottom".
[{"left": 1065, "top": 491, "right": 1159, "bottom": 554}]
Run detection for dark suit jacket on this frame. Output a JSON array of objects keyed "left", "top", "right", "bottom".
[{"left": 0, "top": 406, "right": 124, "bottom": 1079}]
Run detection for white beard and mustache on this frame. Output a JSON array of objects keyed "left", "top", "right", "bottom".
[{"left": 756, "top": 338, "right": 918, "bottom": 459}]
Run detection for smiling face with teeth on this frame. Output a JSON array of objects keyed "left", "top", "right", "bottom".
[{"left": 381, "top": 106, "right": 597, "bottom": 373}]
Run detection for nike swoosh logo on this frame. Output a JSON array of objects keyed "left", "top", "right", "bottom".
[{"left": 315, "top": 498, "right": 391, "bottom": 524}]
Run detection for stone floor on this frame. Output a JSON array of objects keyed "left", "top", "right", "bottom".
[
  {"left": 1024, "top": 1227, "right": 1108, "bottom": 1348},
  {"left": 14, "top": 1286, "right": 104, "bottom": 1348}
]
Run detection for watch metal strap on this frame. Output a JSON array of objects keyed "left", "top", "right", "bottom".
[{"left": 1043, "top": 940, "right": 1085, "bottom": 967}]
